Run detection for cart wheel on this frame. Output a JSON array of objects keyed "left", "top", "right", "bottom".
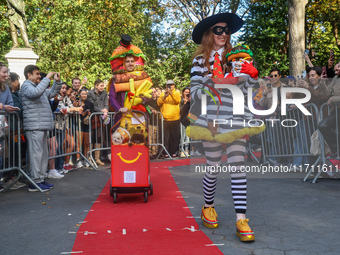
[
  {"left": 144, "top": 191, "right": 148, "bottom": 203},
  {"left": 113, "top": 193, "right": 117, "bottom": 204},
  {"left": 110, "top": 186, "right": 113, "bottom": 197},
  {"left": 149, "top": 182, "right": 153, "bottom": 195}
]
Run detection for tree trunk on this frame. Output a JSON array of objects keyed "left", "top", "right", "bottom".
[
  {"left": 331, "top": 22, "right": 340, "bottom": 51},
  {"left": 288, "top": 0, "right": 308, "bottom": 77}
]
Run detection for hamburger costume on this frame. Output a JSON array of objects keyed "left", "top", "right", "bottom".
[
  {"left": 188, "top": 13, "right": 264, "bottom": 242},
  {"left": 108, "top": 34, "right": 153, "bottom": 130}
]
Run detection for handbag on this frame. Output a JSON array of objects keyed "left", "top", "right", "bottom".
[{"left": 310, "top": 130, "right": 330, "bottom": 156}]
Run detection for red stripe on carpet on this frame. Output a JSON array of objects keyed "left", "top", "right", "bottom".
[{"left": 72, "top": 160, "right": 223, "bottom": 254}]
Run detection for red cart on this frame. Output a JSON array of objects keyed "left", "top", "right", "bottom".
[{"left": 109, "top": 111, "right": 153, "bottom": 203}]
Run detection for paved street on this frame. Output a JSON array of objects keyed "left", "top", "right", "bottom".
[
  {"left": 1, "top": 158, "right": 340, "bottom": 255},
  {"left": 171, "top": 161, "right": 340, "bottom": 255}
]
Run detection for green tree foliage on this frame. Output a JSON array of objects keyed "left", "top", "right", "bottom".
[
  {"left": 239, "top": 0, "right": 289, "bottom": 77},
  {"left": 0, "top": 0, "right": 163, "bottom": 87},
  {"left": 240, "top": 0, "right": 340, "bottom": 76},
  {"left": 306, "top": 0, "right": 340, "bottom": 66},
  {"left": 0, "top": 2, "right": 11, "bottom": 63},
  {"left": 144, "top": 13, "right": 196, "bottom": 89}
]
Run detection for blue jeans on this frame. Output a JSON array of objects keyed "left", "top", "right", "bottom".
[
  {"left": 293, "top": 120, "right": 309, "bottom": 166},
  {"left": 55, "top": 129, "right": 65, "bottom": 170},
  {"left": 265, "top": 124, "right": 277, "bottom": 162}
]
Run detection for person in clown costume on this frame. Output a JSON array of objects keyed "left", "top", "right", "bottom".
[
  {"left": 108, "top": 34, "right": 153, "bottom": 133},
  {"left": 187, "top": 13, "right": 265, "bottom": 242}
]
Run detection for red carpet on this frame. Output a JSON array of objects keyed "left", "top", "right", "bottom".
[{"left": 72, "top": 159, "right": 223, "bottom": 254}]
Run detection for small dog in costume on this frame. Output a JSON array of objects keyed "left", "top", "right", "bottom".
[{"left": 112, "top": 131, "right": 123, "bottom": 145}]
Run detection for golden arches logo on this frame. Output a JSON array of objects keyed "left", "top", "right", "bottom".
[{"left": 117, "top": 152, "right": 142, "bottom": 164}]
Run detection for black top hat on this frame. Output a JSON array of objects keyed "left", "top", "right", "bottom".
[
  {"left": 120, "top": 34, "right": 132, "bottom": 47},
  {"left": 192, "top": 13, "right": 243, "bottom": 44}
]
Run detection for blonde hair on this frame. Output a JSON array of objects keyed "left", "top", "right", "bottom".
[
  {"left": 258, "top": 79, "right": 267, "bottom": 88},
  {"left": 193, "top": 28, "right": 232, "bottom": 74}
]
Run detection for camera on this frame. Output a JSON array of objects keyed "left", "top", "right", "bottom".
[
  {"left": 304, "top": 49, "right": 309, "bottom": 55},
  {"left": 167, "top": 84, "right": 171, "bottom": 89},
  {"left": 75, "top": 94, "right": 80, "bottom": 101}
]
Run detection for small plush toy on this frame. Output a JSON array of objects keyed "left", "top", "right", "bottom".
[
  {"left": 129, "top": 133, "right": 147, "bottom": 147},
  {"left": 116, "top": 127, "right": 131, "bottom": 144},
  {"left": 112, "top": 131, "right": 123, "bottom": 145}
]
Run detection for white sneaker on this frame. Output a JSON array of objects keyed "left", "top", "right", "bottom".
[
  {"left": 4, "top": 180, "right": 25, "bottom": 190},
  {"left": 74, "top": 161, "right": 83, "bottom": 169},
  {"left": 15, "top": 181, "right": 27, "bottom": 188},
  {"left": 194, "top": 150, "right": 202, "bottom": 156},
  {"left": 48, "top": 169, "right": 64, "bottom": 179},
  {"left": 84, "top": 161, "right": 90, "bottom": 167},
  {"left": 59, "top": 169, "right": 68, "bottom": 174}
]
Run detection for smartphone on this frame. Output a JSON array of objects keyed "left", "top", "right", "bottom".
[
  {"left": 297, "top": 74, "right": 302, "bottom": 79},
  {"left": 167, "top": 84, "right": 171, "bottom": 89},
  {"left": 267, "top": 84, "right": 272, "bottom": 89},
  {"left": 304, "top": 49, "right": 309, "bottom": 55},
  {"left": 186, "top": 94, "right": 190, "bottom": 98},
  {"left": 302, "top": 70, "right": 307, "bottom": 79}
]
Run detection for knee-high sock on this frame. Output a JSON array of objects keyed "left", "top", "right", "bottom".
[
  {"left": 202, "top": 142, "right": 222, "bottom": 205},
  {"left": 227, "top": 139, "right": 247, "bottom": 214}
]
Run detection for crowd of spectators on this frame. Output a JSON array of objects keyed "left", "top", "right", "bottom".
[{"left": 1, "top": 53, "right": 340, "bottom": 191}]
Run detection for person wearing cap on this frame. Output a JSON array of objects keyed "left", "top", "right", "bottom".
[
  {"left": 157, "top": 80, "right": 181, "bottom": 158},
  {"left": 187, "top": 13, "right": 264, "bottom": 242},
  {"left": 286, "top": 76, "right": 296, "bottom": 87}
]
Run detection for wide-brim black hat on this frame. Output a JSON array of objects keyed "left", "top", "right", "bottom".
[{"left": 192, "top": 13, "right": 243, "bottom": 44}]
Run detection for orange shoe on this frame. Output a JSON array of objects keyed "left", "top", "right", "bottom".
[
  {"left": 236, "top": 219, "right": 255, "bottom": 242},
  {"left": 201, "top": 206, "right": 219, "bottom": 228}
]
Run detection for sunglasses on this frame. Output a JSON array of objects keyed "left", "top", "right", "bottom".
[
  {"left": 212, "top": 26, "right": 230, "bottom": 36},
  {"left": 232, "top": 57, "right": 252, "bottom": 62},
  {"left": 270, "top": 74, "right": 279, "bottom": 78}
]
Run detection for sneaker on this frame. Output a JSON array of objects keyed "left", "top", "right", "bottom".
[
  {"left": 179, "top": 151, "right": 186, "bottom": 158},
  {"left": 74, "top": 160, "right": 83, "bottom": 169},
  {"left": 164, "top": 154, "right": 170, "bottom": 159},
  {"left": 82, "top": 159, "right": 90, "bottom": 167},
  {"left": 15, "top": 181, "right": 27, "bottom": 188},
  {"left": 201, "top": 206, "right": 219, "bottom": 228},
  {"left": 194, "top": 150, "right": 202, "bottom": 156},
  {"left": 47, "top": 169, "right": 64, "bottom": 179},
  {"left": 41, "top": 181, "right": 54, "bottom": 189},
  {"left": 63, "top": 164, "right": 73, "bottom": 171},
  {"left": 172, "top": 154, "right": 178, "bottom": 158},
  {"left": 236, "top": 219, "right": 255, "bottom": 242},
  {"left": 190, "top": 150, "right": 195, "bottom": 156},
  {"left": 4, "top": 180, "right": 26, "bottom": 190},
  {"left": 59, "top": 169, "right": 68, "bottom": 174},
  {"left": 28, "top": 183, "right": 51, "bottom": 192},
  {"left": 0, "top": 185, "right": 4, "bottom": 192}
]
